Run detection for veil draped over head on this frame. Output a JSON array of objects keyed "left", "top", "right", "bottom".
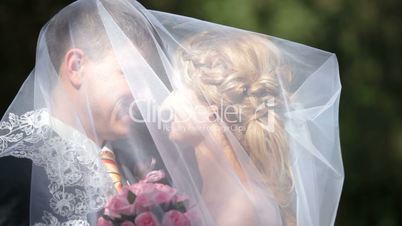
[{"left": 0, "top": 0, "right": 343, "bottom": 225}]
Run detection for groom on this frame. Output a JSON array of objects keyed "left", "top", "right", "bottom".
[
  {"left": 50, "top": 0, "right": 174, "bottom": 182},
  {"left": 0, "top": 0, "right": 170, "bottom": 225}
]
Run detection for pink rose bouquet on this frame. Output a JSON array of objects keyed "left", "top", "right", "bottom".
[{"left": 97, "top": 170, "right": 199, "bottom": 226}]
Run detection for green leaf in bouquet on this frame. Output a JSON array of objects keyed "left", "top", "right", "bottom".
[
  {"left": 160, "top": 202, "right": 172, "bottom": 212},
  {"left": 127, "top": 190, "right": 136, "bottom": 204},
  {"left": 171, "top": 201, "right": 187, "bottom": 213},
  {"left": 120, "top": 214, "right": 137, "bottom": 222}
]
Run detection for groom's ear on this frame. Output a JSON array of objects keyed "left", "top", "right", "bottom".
[{"left": 64, "top": 48, "right": 85, "bottom": 88}]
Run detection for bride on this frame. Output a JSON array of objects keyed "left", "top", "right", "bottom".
[{"left": 162, "top": 31, "right": 295, "bottom": 226}]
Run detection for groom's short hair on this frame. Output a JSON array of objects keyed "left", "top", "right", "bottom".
[{"left": 45, "top": 0, "right": 155, "bottom": 71}]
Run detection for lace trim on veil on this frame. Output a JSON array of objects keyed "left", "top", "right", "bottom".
[{"left": 1, "top": 109, "right": 115, "bottom": 225}]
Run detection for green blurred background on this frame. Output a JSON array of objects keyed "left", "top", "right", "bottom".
[{"left": 0, "top": 0, "right": 401, "bottom": 225}]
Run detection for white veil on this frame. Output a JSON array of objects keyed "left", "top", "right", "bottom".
[{"left": 0, "top": 0, "right": 343, "bottom": 225}]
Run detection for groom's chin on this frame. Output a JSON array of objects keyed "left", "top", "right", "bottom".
[{"left": 107, "top": 122, "right": 131, "bottom": 140}]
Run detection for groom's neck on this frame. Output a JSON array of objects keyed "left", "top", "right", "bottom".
[{"left": 50, "top": 86, "right": 104, "bottom": 147}]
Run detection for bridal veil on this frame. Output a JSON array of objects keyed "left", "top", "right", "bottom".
[{"left": 0, "top": 0, "right": 343, "bottom": 225}]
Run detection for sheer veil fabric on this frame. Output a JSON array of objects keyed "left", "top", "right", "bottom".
[{"left": 0, "top": 0, "right": 343, "bottom": 225}]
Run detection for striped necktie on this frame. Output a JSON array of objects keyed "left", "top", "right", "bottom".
[{"left": 100, "top": 146, "right": 123, "bottom": 192}]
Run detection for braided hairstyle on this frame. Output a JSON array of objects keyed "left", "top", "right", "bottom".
[{"left": 175, "top": 31, "right": 294, "bottom": 210}]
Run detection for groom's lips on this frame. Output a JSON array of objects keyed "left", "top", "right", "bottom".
[{"left": 113, "top": 97, "right": 134, "bottom": 123}]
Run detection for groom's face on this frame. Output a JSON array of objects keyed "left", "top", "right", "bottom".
[{"left": 81, "top": 50, "right": 133, "bottom": 140}]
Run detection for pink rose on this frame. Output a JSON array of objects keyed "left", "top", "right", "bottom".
[
  {"left": 96, "top": 217, "right": 113, "bottom": 226},
  {"left": 143, "top": 170, "right": 165, "bottom": 183},
  {"left": 133, "top": 186, "right": 176, "bottom": 212},
  {"left": 149, "top": 187, "right": 176, "bottom": 205},
  {"left": 129, "top": 182, "right": 156, "bottom": 196},
  {"left": 154, "top": 184, "right": 177, "bottom": 197},
  {"left": 121, "top": 220, "right": 136, "bottom": 226},
  {"left": 162, "top": 210, "right": 190, "bottom": 226},
  {"left": 104, "top": 193, "right": 135, "bottom": 219},
  {"left": 120, "top": 186, "right": 131, "bottom": 196},
  {"left": 135, "top": 212, "right": 160, "bottom": 226},
  {"left": 134, "top": 194, "right": 153, "bottom": 213}
]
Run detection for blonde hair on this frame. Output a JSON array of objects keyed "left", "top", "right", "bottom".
[{"left": 176, "top": 31, "right": 294, "bottom": 211}]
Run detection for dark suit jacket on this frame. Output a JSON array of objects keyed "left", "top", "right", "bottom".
[{"left": 0, "top": 157, "right": 31, "bottom": 226}]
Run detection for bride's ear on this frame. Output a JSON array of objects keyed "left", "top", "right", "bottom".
[{"left": 64, "top": 48, "right": 85, "bottom": 88}]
